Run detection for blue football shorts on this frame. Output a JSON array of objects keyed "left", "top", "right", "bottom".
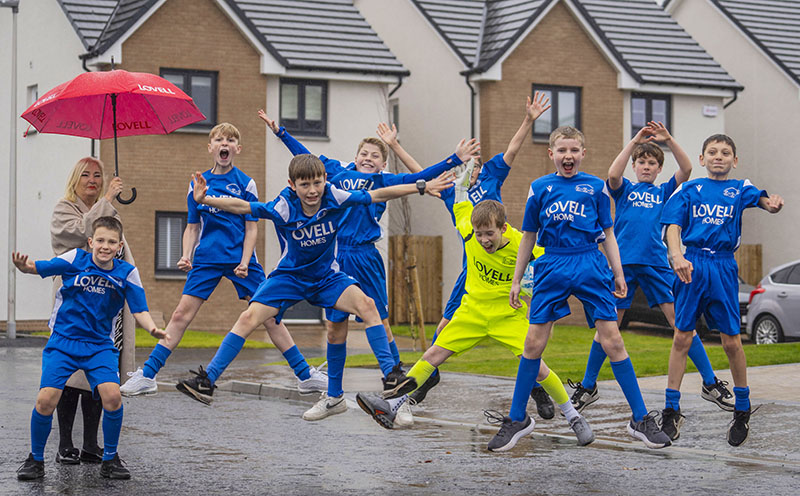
[
  {"left": 616, "top": 264, "right": 676, "bottom": 310},
  {"left": 183, "top": 261, "right": 266, "bottom": 300},
  {"left": 326, "top": 244, "right": 389, "bottom": 322},
  {"left": 674, "top": 249, "right": 740, "bottom": 336},
  {"left": 40, "top": 333, "right": 120, "bottom": 393},
  {"left": 251, "top": 270, "right": 359, "bottom": 323}
]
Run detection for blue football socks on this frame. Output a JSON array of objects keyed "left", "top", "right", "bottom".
[
  {"left": 142, "top": 343, "right": 172, "bottom": 379},
  {"left": 665, "top": 388, "right": 681, "bottom": 411},
  {"left": 282, "top": 345, "right": 311, "bottom": 381},
  {"left": 610, "top": 357, "right": 647, "bottom": 422},
  {"left": 30, "top": 408, "right": 52, "bottom": 462},
  {"left": 205, "top": 333, "right": 246, "bottom": 384},
  {"left": 688, "top": 334, "right": 716, "bottom": 385},
  {"left": 102, "top": 406, "right": 124, "bottom": 461},
  {"left": 327, "top": 342, "right": 347, "bottom": 398},
  {"left": 388, "top": 340, "right": 400, "bottom": 366},
  {"left": 510, "top": 357, "right": 540, "bottom": 422},
  {"left": 733, "top": 386, "right": 751, "bottom": 411},
  {"left": 365, "top": 324, "right": 394, "bottom": 377},
  {"left": 582, "top": 339, "right": 607, "bottom": 389}
]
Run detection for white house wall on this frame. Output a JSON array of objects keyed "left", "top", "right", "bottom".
[
  {"left": 671, "top": 0, "right": 800, "bottom": 272},
  {"left": 0, "top": 2, "right": 90, "bottom": 322}
]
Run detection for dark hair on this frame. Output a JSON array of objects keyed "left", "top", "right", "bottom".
[
  {"left": 92, "top": 216, "right": 123, "bottom": 238},
  {"left": 632, "top": 143, "right": 664, "bottom": 166},
  {"left": 702, "top": 134, "right": 737, "bottom": 157},
  {"left": 288, "top": 154, "right": 326, "bottom": 182},
  {"left": 472, "top": 200, "right": 506, "bottom": 229}
]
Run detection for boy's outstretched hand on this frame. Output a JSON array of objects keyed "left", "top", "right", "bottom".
[
  {"left": 424, "top": 171, "right": 457, "bottom": 198},
  {"left": 257, "top": 109, "right": 280, "bottom": 134},
  {"left": 526, "top": 91, "right": 552, "bottom": 121},
  {"left": 376, "top": 122, "right": 398, "bottom": 147},
  {"left": 149, "top": 328, "right": 168, "bottom": 340},
  {"left": 455, "top": 138, "right": 480, "bottom": 163},
  {"left": 12, "top": 252, "right": 36, "bottom": 274},
  {"left": 192, "top": 172, "right": 209, "bottom": 204},
  {"left": 643, "top": 121, "right": 673, "bottom": 143},
  {"left": 762, "top": 193, "right": 784, "bottom": 213}
]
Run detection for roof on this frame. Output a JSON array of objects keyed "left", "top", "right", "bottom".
[
  {"left": 57, "top": 0, "right": 408, "bottom": 76},
  {"left": 412, "top": 0, "right": 742, "bottom": 90},
  {"left": 710, "top": 0, "right": 800, "bottom": 87}
]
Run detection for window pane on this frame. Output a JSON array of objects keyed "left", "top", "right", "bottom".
[
  {"left": 305, "top": 85, "right": 323, "bottom": 121},
  {"left": 652, "top": 99, "right": 668, "bottom": 123},
  {"left": 191, "top": 76, "right": 213, "bottom": 125},
  {"left": 558, "top": 91, "right": 576, "bottom": 127},
  {"left": 533, "top": 89, "right": 552, "bottom": 134},
  {"left": 632, "top": 97, "right": 646, "bottom": 128},
  {"left": 157, "top": 216, "right": 183, "bottom": 270},
  {"left": 771, "top": 266, "right": 793, "bottom": 284},
  {"left": 281, "top": 84, "right": 299, "bottom": 120},
  {"left": 163, "top": 73, "right": 184, "bottom": 91},
  {"left": 785, "top": 266, "right": 800, "bottom": 285}
]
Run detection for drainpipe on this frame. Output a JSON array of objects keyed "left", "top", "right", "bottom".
[
  {"left": 464, "top": 75, "right": 476, "bottom": 139},
  {"left": 723, "top": 89, "right": 738, "bottom": 109},
  {"left": 388, "top": 74, "right": 404, "bottom": 98}
]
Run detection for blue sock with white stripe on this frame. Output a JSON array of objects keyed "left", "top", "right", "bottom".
[
  {"left": 365, "top": 324, "right": 395, "bottom": 377},
  {"left": 143, "top": 343, "right": 172, "bottom": 379},
  {"left": 388, "top": 340, "right": 401, "bottom": 366},
  {"left": 282, "top": 345, "right": 311, "bottom": 381},
  {"left": 665, "top": 388, "right": 681, "bottom": 411},
  {"left": 611, "top": 357, "right": 647, "bottom": 422},
  {"left": 687, "top": 334, "right": 715, "bottom": 385},
  {"left": 582, "top": 340, "right": 607, "bottom": 389},
  {"left": 733, "top": 386, "right": 750, "bottom": 411},
  {"left": 102, "top": 406, "right": 123, "bottom": 461},
  {"left": 205, "top": 333, "right": 246, "bottom": 384},
  {"left": 30, "top": 408, "right": 52, "bottom": 462},
  {"left": 327, "top": 342, "right": 347, "bottom": 398},
  {"left": 510, "top": 357, "right": 540, "bottom": 422}
]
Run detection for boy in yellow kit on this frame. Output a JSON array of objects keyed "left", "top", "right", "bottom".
[{"left": 357, "top": 198, "right": 594, "bottom": 449}]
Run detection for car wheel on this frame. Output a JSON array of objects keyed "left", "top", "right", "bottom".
[{"left": 753, "top": 315, "right": 784, "bottom": 345}]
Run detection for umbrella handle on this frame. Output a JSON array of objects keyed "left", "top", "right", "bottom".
[{"left": 117, "top": 187, "right": 137, "bottom": 205}]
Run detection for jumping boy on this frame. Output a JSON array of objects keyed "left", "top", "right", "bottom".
[
  {"left": 175, "top": 155, "right": 455, "bottom": 409},
  {"left": 13, "top": 217, "right": 167, "bottom": 480},
  {"left": 660, "top": 134, "right": 783, "bottom": 445},
  {"left": 120, "top": 123, "right": 326, "bottom": 398},
  {"left": 356, "top": 197, "right": 595, "bottom": 449},
  {"left": 494, "top": 126, "right": 672, "bottom": 451},
  {"left": 570, "top": 122, "right": 734, "bottom": 415}
]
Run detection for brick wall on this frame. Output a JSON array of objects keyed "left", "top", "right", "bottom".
[
  {"left": 479, "top": 2, "right": 623, "bottom": 325},
  {"left": 103, "top": 0, "right": 267, "bottom": 331}
]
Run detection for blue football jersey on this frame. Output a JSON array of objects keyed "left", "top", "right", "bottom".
[
  {"left": 441, "top": 153, "right": 510, "bottom": 224},
  {"left": 275, "top": 127, "right": 353, "bottom": 178},
  {"left": 610, "top": 176, "right": 677, "bottom": 267},
  {"left": 35, "top": 249, "right": 148, "bottom": 345},
  {"left": 187, "top": 167, "right": 259, "bottom": 265},
  {"left": 250, "top": 184, "right": 372, "bottom": 280},
  {"left": 522, "top": 172, "right": 613, "bottom": 248},
  {"left": 661, "top": 178, "right": 766, "bottom": 253}
]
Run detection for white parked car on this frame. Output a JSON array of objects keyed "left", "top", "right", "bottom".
[{"left": 746, "top": 259, "right": 800, "bottom": 344}]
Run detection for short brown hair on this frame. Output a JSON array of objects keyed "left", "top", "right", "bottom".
[
  {"left": 702, "top": 134, "right": 737, "bottom": 157},
  {"left": 632, "top": 143, "right": 664, "bottom": 166},
  {"left": 209, "top": 122, "right": 241, "bottom": 143},
  {"left": 92, "top": 216, "right": 123, "bottom": 238},
  {"left": 357, "top": 137, "right": 388, "bottom": 162},
  {"left": 288, "top": 154, "right": 326, "bottom": 182},
  {"left": 549, "top": 126, "right": 585, "bottom": 148},
  {"left": 472, "top": 200, "right": 506, "bottom": 229}
]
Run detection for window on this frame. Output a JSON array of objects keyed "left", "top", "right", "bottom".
[
  {"left": 280, "top": 78, "right": 328, "bottom": 137},
  {"left": 771, "top": 265, "right": 795, "bottom": 284},
  {"left": 785, "top": 265, "right": 800, "bottom": 285},
  {"left": 391, "top": 100, "right": 400, "bottom": 131},
  {"left": 531, "top": 84, "right": 581, "bottom": 140},
  {"left": 160, "top": 69, "right": 217, "bottom": 128},
  {"left": 155, "top": 212, "right": 187, "bottom": 275},
  {"left": 26, "top": 84, "right": 38, "bottom": 135},
  {"left": 631, "top": 93, "right": 671, "bottom": 139}
]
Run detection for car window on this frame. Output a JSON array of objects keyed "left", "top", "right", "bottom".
[
  {"left": 771, "top": 265, "right": 795, "bottom": 284},
  {"left": 786, "top": 265, "right": 800, "bottom": 285}
]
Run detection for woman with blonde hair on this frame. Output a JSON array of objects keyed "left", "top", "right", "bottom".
[{"left": 49, "top": 156, "right": 136, "bottom": 464}]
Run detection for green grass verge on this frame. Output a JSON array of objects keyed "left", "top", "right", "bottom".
[{"left": 33, "top": 329, "right": 274, "bottom": 349}]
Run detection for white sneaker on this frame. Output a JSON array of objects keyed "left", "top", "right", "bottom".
[
  {"left": 394, "top": 399, "right": 414, "bottom": 427},
  {"left": 120, "top": 368, "right": 157, "bottom": 397},
  {"left": 302, "top": 392, "right": 347, "bottom": 421},
  {"left": 298, "top": 362, "right": 328, "bottom": 394}
]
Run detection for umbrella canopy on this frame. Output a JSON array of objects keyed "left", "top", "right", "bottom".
[{"left": 21, "top": 69, "right": 205, "bottom": 139}]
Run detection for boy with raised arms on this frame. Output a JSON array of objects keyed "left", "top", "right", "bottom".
[
  {"left": 14, "top": 217, "right": 166, "bottom": 480},
  {"left": 660, "top": 134, "right": 783, "bottom": 445}
]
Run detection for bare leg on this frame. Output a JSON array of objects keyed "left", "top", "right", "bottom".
[{"left": 160, "top": 295, "right": 204, "bottom": 351}]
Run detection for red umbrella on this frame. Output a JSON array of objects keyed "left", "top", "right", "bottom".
[{"left": 21, "top": 69, "right": 206, "bottom": 203}]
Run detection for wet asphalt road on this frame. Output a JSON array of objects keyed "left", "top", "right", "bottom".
[{"left": 1, "top": 343, "right": 799, "bottom": 495}]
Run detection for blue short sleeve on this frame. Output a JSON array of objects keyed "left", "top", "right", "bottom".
[
  {"left": 124, "top": 267, "right": 149, "bottom": 314},
  {"left": 187, "top": 181, "right": 200, "bottom": 224},
  {"left": 608, "top": 177, "right": 631, "bottom": 202},
  {"left": 598, "top": 183, "right": 613, "bottom": 229},
  {"left": 521, "top": 185, "right": 540, "bottom": 233},
  {"left": 661, "top": 185, "right": 688, "bottom": 227},
  {"left": 741, "top": 180, "right": 767, "bottom": 209},
  {"left": 35, "top": 249, "right": 80, "bottom": 278},
  {"left": 482, "top": 153, "right": 510, "bottom": 183}
]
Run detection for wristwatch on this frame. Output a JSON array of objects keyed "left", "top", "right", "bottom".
[{"left": 416, "top": 179, "right": 426, "bottom": 195}]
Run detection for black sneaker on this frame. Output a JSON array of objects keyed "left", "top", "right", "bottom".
[
  {"left": 356, "top": 392, "right": 398, "bottom": 429},
  {"left": 79, "top": 447, "right": 103, "bottom": 464},
  {"left": 55, "top": 447, "right": 80, "bottom": 465},
  {"left": 485, "top": 410, "right": 535, "bottom": 452},
  {"left": 530, "top": 386, "right": 555, "bottom": 420},
  {"left": 176, "top": 365, "right": 216, "bottom": 405},
  {"left": 701, "top": 377, "right": 735, "bottom": 412},
  {"left": 627, "top": 412, "right": 672, "bottom": 449},
  {"left": 409, "top": 370, "right": 440, "bottom": 405},
  {"left": 16, "top": 454, "right": 44, "bottom": 481},
  {"left": 99, "top": 454, "right": 130, "bottom": 480},
  {"left": 660, "top": 407, "right": 685, "bottom": 441},
  {"left": 567, "top": 379, "right": 599, "bottom": 413},
  {"left": 381, "top": 364, "right": 417, "bottom": 399},
  {"left": 728, "top": 407, "right": 758, "bottom": 447}
]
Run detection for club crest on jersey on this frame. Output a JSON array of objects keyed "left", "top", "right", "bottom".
[
  {"left": 575, "top": 184, "right": 594, "bottom": 195},
  {"left": 226, "top": 184, "right": 242, "bottom": 196},
  {"left": 723, "top": 187, "right": 740, "bottom": 198}
]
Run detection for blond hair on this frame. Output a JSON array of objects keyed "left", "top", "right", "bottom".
[
  {"left": 209, "top": 122, "right": 241, "bottom": 143},
  {"left": 357, "top": 137, "right": 388, "bottom": 162},
  {"left": 549, "top": 126, "right": 585, "bottom": 148},
  {"left": 64, "top": 157, "right": 106, "bottom": 203}
]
